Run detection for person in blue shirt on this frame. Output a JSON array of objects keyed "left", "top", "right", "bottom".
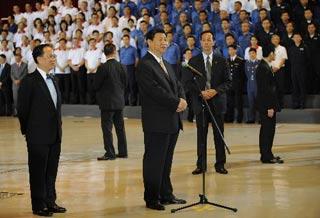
[
  {"left": 215, "top": 18, "right": 238, "bottom": 50},
  {"left": 254, "top": 8, "right": 270, "bottom": 33},
  {"left": 136, "top": 20, "right": 149, "bottom": 56},
  {"left": 137, "top": 0, "right": 156, "bottom": 15},
  {"left": 245, "top": 48, "right": 260, "bottom": 123},
  {"left": 155, "top": 11, "right": 170, "bottom": 30},
  {"left": 128, "top": 18, "right": 139, "bottom": 39},
  {"left": 194, "top": 10, "right": 209, "bottom": 39},
  {"left": 178, "top": 24, "right": 193, "bottom": 51},
  {"left": 210, "top": 0, "right": 221, "bottom": 26},
  {"left": 154, "top": 3, "right": 169, "bottom": 24},
  {"left": 120, "top": 34, "right": 139, "bottom": 106},
  {"left": 238, "top": 22, "right": 254, "bottom": 57},
  {"left": 231, "top": 1, "right": 242, "bottom": 28},
  {"left": 222, "top": 33, "right": 244, "bottom": 58},
  {"left": 191, "top": 0, "right": 204, "bottom": 24},
  {"left": 170, "top": 0, "right": 190, "bottom": 25},
  {"left": 163, "top": 31, "right": 181, "bottom": 77},
  {"left": 120, "top": 0, "right": 138, "bottom": 17},
  {"left": 185, "top": 35, "right": 201, "bottom": 57},
  {"left": 175, "top": 12, "right": 190, "bottom": 38},
  {"left": 251, "top": 0, "right": 266, "bottom": 25}
]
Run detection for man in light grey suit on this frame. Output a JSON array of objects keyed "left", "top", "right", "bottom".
[{"left": 11, "top": 52, "right": 28, "bottom": 115}]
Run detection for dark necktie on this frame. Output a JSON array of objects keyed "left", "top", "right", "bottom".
[{"left": 205, "top": 56, "right": 212, "bottom": 89}]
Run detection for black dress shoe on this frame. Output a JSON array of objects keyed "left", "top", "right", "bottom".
[
  {"left": 33, "top": 208, "right": 53, "bottom": 217},
  {"left": 146, "top": 202, "right": 165, "bottom": 210},
  {"left": 192, "top": 168, "right": 205, "bottom": 175},
  {"left": 160, "top": 197, "right": 187, "bottom": 205},
  {"left": 48, "top": 203, "right": 67, "bottom": 213},
  {"left": 116, "top": 154, "right": 128, "bottom": 158},
  {"left": 215, "top": 167, "right": 228, "bottom": 174},
  {"left": 261, "top": 158, "right": 284, "bottom": 164},
  {"left": 97, "top": 155, "right": 116, "bottom": 161}
]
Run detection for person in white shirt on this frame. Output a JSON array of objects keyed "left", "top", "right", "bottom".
[
  {"left": 49, "top": 0, "right": 63, "bottom": 10},
  {"left": 0, "top": 40, "right": 14, "bottom": 64},
  {"left": 109, "top": 16, "right": 122, "bottom": 49},
  {"left": 13, "top": 5, "right": 24, "bottom": 24},
  {"left": 42, "top": 31, "right": 55, "bottom": 46},
  {"left": 32, "top": 2, "right": 48, "bottom": 21},
  {"left": 91, "top": 30, "right": 104, "bottom": 51},
  {"left": 84, "top": 38, "right": 102, "bottom": 104},
  {"left": 24, "top": 40, "right": 37, "bottom": 74},
  {"left": 102, "top": 6, "right": 118, "bottom": 32},
  {"left": 104, "top": 0, "right": 121, "bottom": 16},
  {"left": 271, "top": 34, "right": 288, "bottom": 108},
  {"left": 13, "top": 22, "right": 30, "bottom": 48},
  {"left": 54, "top": 38, "right": 71, "bottom": 103},
  {"left": 78, "top": 0, "right": 92, "bottom": 22},
  {"left": 244, "top": 35, "right": 263, "bottom": 60},
  {"left": 58, "top": 20, "right": 73, "bottom": 40},
  {"left": 119, "top": 6, "right": 137, "bottom": 30},
  {"left": 60, "top": 0, "right": 79, "bottom": 18},
  {"left": 68, "top": 38, "right": 86, "bottom": 104},
  {"left": 120, "top": 28, "right": 137, "bottom": 48},
  {"left": 20, "top": 36, "right": 30, "bottom": 62},
  {"left": 85, "top": 13, "right": 104, "bottom": 38},
  {"left": 136, "top": 13, "right": 154, "bottom": 30}
]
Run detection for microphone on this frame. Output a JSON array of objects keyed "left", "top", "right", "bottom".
[{"left": 182, "top": 62, "right": 203, "bottom": 77}]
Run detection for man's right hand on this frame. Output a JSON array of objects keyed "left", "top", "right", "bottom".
[{"left": 176, "top": 98, "right": 187, "bottom": 112}]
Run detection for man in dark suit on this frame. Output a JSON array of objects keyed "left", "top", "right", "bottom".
[
  {"left": 185, "top": 30, "right": 232, "bottom": 175},
  {"left": 0, "top": 54, "right": 12, "bottom": 116},
  {"left": 256, "top": 45, "right": 284, "bottom": 164},
  {"left": 94, "top": 43, "right": 128, "bottom": 161},
  {"left": 17, "top": 44, "right": 66, "bottom": 217},
  {"left": 136, "top": 29, "right": 187, "bottom": 211}
]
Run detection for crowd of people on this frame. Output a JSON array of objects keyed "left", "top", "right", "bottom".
[{"left": 0, "top": 0, "right": 320, "bottom": 121}]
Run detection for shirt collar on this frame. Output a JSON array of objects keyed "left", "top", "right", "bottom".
[
  {"left": 202, "top": 52, "right": 213, "bottom": 62},
  {"left": 148, "top": 50, "right": 162, "bottom": 63},
  {"left": 37, "top": 67, "right": 52, "bottom": 81}
]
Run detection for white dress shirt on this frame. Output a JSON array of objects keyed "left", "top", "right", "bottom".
[{"left": 84, "top": 48, "right": 102, "bottom": 73}]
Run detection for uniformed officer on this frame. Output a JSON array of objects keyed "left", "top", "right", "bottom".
[
  {"left": 245, "top": 48, "right": 260, "bottom": 123},
  {"left": 288, "top": 32, "right": 311, "bottom": 109},
  {"left": 225, "top": 44, "right": 245, "bottom": 123},
  {"left": 304, "top": 23, "right": 320, "bottom": 94}
]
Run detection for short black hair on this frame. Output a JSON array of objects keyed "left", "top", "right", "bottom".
[
  {"left": 32, "top": 44, "right": 51, "bottom": 64},
  {"left": 200, "top": 30, "right": 215, "bottom": 40},
  {"left": 183, "top": 48, "right": 192, "bottom": 54},
  {"left": 145, "top": 28, "right": 166, "bottom": 41},
  {"left": 262, "top": 45, "right": 275, "bottom": 58},
  {"left": 249, "top": 48, "right": 257, "bottom": 53},
  {"left": 225, "top": 33, "right": 235, "bottom": 40},
  {"left": 104, "top": 43, "right": 116, "bottom": 56},
  {"left": 0, "top": 54, "right": 6, "bottom": 59},
  {"left": 122, "top": 34, "right": 130, "bottom": 39},
  {"left": 227, "top": 44, "right": 237, "bottom": 50}
]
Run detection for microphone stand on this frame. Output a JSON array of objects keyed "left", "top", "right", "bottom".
[{"left": 171, "top": 65, "right": 237, "bottom": 214}]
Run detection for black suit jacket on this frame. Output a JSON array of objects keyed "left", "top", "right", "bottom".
[
  {"left": 136, "top": 52, "right": 185, "bottom": 134},
  {"left": 0, "top": 63, "right": 12, "bottom": 90},
  {"left": 256, "top": 59, "right": 280, "bottom": 112},
  {"left": 186, "top": 54, "right": 232, "bottom": 115},
  {"left": 94, "top": 59, "right": 127, "bottom": 110},
  {"left": 17, "top": 70, "right": 62, "bottom": 145}
]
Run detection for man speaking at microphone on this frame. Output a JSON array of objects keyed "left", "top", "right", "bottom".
[
  {"left": 136, "top": 29, "right": 187, "bottom": 211},
  {"left": 185, "top": 31, "right": 232, "bottom": 175}
]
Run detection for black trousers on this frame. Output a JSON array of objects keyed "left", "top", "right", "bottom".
[
  {"left": 86, "top": 74, "right": 96, "bottom": 105},
  {"left": 291, "top": 70, "right": 306, "bottom": 107},
  {"left": 143, "top": 132, "right": 178, "bottom": 203},
  {"left": 259, "top": 111, "right": 276, "bottom": 161},
  {"left": 55, "top": 74, "right": 71, "bottom": 104},
  {"left": 275, "top": 68, "right": 285, "bottom": 108},
  {"left": 186, "top": 91, "right": 194, "bottom": 121},
  {"left": 196, "top": 112, "right": 226, "bottom": 170},
  {"left": 27, "top": 141, "right": 61, "bottom": 211},
  {"left": 225, "top": 88, "right": 243, "bottom": 122},
  {"left": 101, "top": 110, "right": 127, "bottom": 157},
  {"left": 0, "top": 88, "right": 12, "bottom": 116},
  {"left": 70, "top": 66, "right": 86, "bottom": 104},
  {"left": 124, "top": 65, "right": 137, "bottom": 106}
]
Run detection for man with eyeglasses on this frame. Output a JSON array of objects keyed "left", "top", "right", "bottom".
[{"left": 17, "top": 44, "right": 66, "bottom": 216}]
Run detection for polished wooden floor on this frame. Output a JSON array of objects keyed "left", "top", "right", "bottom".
[{"left": 0, "top": 117, "right": 319, "bottom": 218}]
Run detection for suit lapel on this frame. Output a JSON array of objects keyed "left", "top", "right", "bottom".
[
  {"left": 146, "top": 53, "right": 174, "bottom": 93},
  {"left": 34, "top": 71, "right": 58, "bottom": 112}
]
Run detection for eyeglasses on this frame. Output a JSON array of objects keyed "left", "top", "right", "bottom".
[{"left": 43, "top": 54, "right": 56, "bottom": 59}]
